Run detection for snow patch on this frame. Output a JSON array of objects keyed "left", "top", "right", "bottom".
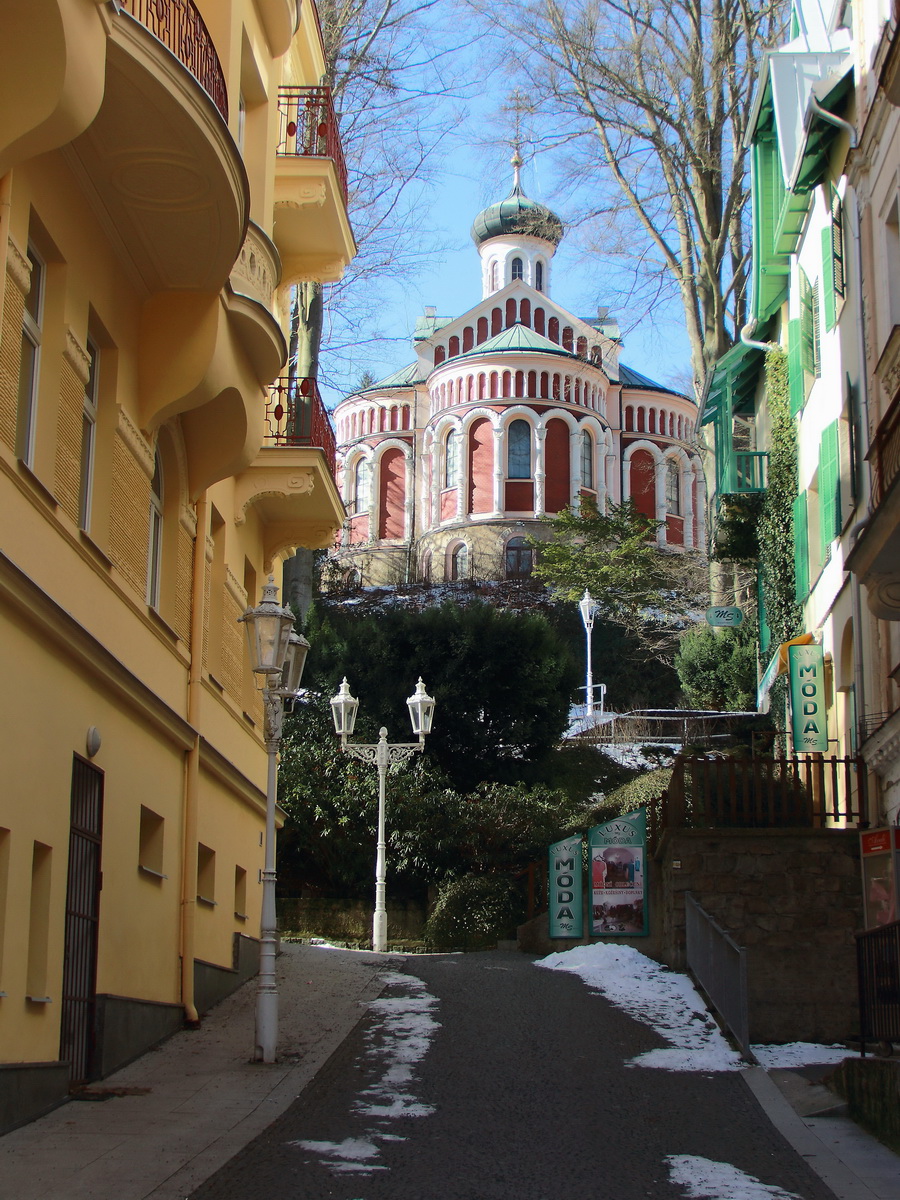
[
  {"left": 752, "top": 1042, "right": 854, "bottom": 1069},
  {"left": 667, "top": 1154, "right": 801, "bottom": 1198}
]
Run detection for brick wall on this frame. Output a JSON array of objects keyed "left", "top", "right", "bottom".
[
  {"left": 174, "top": 521, "right": 193, "bottom": 644},
  {"left": 0, "top": 263, "right": 26, "bottom": 450},
  {"left": 54, "top": 337, "right": 88, "bottom": 524},
  {"left": 109, "top": 432, "right": 151, "bottom": 596}
]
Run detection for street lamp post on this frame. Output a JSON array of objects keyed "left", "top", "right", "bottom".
[
  {"left": 330, "top": 677, "right": 435, "bottom": 953},
  {"left": 239, "top": 578, "right": 309, "bottom": 1063},
  {"left": 578, "top": 589, "right": 599, "bottom": 718}
]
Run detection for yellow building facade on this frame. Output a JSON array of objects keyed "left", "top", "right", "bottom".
[{"left": 0, "top": 0, "right": 352, "bottom": 1128}]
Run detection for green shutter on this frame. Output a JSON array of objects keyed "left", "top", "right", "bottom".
[
  {"left": 822, "top": 225, "right": 836, "bottom": 331},
  {"left": 819, "top": 420, "right": 841, "bottom": 556},
  {"left": 793, "top": 492, "right": 809, "bottom": 601},
  {"left": 788, "top": 318, "right": 805, "bottom": 416}
]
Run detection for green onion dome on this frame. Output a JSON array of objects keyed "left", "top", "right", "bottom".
[{"left": 470, "top": 181, "right": 564, "bottom": 247}]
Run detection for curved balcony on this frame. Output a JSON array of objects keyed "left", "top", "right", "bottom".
[
  {"left": 273, "top": 87, "right": 356, "bottom": 284},
  {"left": 68, "top": 1, "right": 247, "bottom": 295}
]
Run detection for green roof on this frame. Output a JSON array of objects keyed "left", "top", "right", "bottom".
[
  {"left": 619, "top": 364, "right": 689, "bottom": 399},
  {"left": 471, "top": 184, "right": 564, "bottom": 247},
  {"left": 358, "top": 362, "right": 424, "bottom": 392}
]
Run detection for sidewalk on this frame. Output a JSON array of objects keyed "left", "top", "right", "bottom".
[
  {"left": 0, "top": 944, "right": 392, "bottom": 1200},
  {"left": 1, "top": 945, "right": 899, "bottom": 1200}
]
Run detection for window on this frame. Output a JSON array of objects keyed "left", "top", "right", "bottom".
[
  {"left": 822, "top": 190, "right": 845, "bottom": 331},
  {"left": 79, "top": 339, "right": 99, "bottom": 531},
  {"left": 581, "top": 431, "right": 594, "bottom": 489},
  {"left": 505, "top": 537, "right": 533, "bottom": 578},
  {"left": 507, "top": 420, "right": 531, "bottom": 479},
  {"left": 147, "top": 451, "right": 164, "bottom": 607},
  {"left": 511, "top": 257, "right": 524, "bottom": 281},
  {"left": 352, "top": 458, "right": 371, "bottom": 514},
  {"left": 234, "top": 866, "right": 248, "bottom": 920},
  {"left": 18, "top": 245, "right": 44, "bottom": 465},
  {"left": 138, "top": 806, "right": 165, "bottom": 878},
  {"left": 26, "top": 842, "right": 52, "bottom": 1000},
  {"left": 421, "top": 549, "right": 432, "bottom": 583},
  {"left": 489, "top": 261, "right": 498, "bottom": 291},
  {"left": 444, "top": 429, "right": 459, "bottom": 488},
  {"left": 197, "top": 844, "right": 216, "bottom": 906},
  {"left": 665, "top": 460, "right": 681, "bottom": 515},
  {"left": 450, "top": 542, "right": 468, "bottom": 581},
  {"left": 535, "top": 261, "right": 544, "bottom": 292}
]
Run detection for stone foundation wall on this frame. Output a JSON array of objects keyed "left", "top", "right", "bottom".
[{"left": 278, "top": 897, "right": 427, "bottom": 943}]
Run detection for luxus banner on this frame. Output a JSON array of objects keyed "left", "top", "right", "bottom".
[
  {"left": 788, "top": 642, "right": 828, "bottom": 753},
  {"left": 548, "top": 836, "right": 583, "bottom": 938},
  {"left": 588, "top": 810, "right": 648, "bottom": 936}
]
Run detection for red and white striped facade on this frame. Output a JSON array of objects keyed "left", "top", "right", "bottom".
[{"left": 331, "top": 192, "right": 704, "bottom": 586}]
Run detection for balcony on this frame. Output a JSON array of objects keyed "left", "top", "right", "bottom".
[
  {"left": 717, "top": 448, "right": 768, "bottom": 497},
  {"left": 68, "top": 0, "right": 247, "bottom": 295},
  {"left": 233, "top": 378, "right": 344, "bottom": 562},
  {"left": 273, "top": 87, "right": 356, "bottom": 285},
  {"left": 845, "top": 333, "right": 900, "bottom": 618}
]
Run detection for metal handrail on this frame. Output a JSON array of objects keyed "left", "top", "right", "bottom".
[
  {"left": 276, "top": 87, "right": 349, "bottom": 203},
  {"left": 120, "top": 0, "right": 228, "bottom": 120},
  {"left": 685, "top": 893, "right": 750, "bottom": 1057},
  {"left": 266, "top": 376, "right": 337, "bottom": 475},
  {"left": 856, "top": 918, "right": 900, "bottom": 1056}
]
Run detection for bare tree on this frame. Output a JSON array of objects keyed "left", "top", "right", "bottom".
[
  {"left": 292, "top": 0, "right": 469, "bottom": 389},
  {"left": 473, "top": 0, "right": 786, "bottom": 397}
]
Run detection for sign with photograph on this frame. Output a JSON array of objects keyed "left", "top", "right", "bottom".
[
  {"left": 860, "top": 827, "right": 900, "bottom": 929},
  {"left": 548, "top": 836, "right": 583, "bottom": 938},
  {"left": 788, "top": 643, "right": 828, "bottom": 753},
  {"left": 588, "top": 810, "right": 648, "bottom": 937}
]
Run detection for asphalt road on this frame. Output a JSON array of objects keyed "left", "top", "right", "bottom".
[{"left": 190, "top": 949, "right": 836, "bottom": 1200}]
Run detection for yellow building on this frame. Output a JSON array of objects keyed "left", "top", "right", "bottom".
[{"left": 0, "top": 0, "right": 353, "bottom": 1129}]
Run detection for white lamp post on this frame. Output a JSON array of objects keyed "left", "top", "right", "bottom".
[
  {"left": 239, "top": 578, "right": 309, "bottom": 1063},
  {"left": 578, "top": 589, "right": 599, "bottom": 718},
  {"left": 329, "top": 677, "right": 435, "bottom": 953}
]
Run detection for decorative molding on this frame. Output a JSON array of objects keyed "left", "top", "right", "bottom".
[
  {"left": 64, "top": 327, "right": 92, "bottom": 386},
  {"left": 224, "top": 564, "right": 247, "bottom": 608},
  {"left": 116, "top": 406, "right": 155, "bottom": 478},
  {"left": 277, "top": 182, "right": 326, "bottom": 209},
  {"left": 862, "top": 708, "right": 900, "bottom": 774},
  {"left": 6, "top": 236, "right": 31, "bottom": 295},
  {"left": 875, "top": 325, "right": 900, "bottom": 404},
  {"left": 234, "top": 468, "right": 316, "bottom": 525},
  {"left": 866, "top": 571, "right": 900, "bottom": 620},
  {"left": 229, "top": 222, "right": 281, "bottom": 310},
  {"left": 179, "top": 503, "right": 198, "bottom": 536}
]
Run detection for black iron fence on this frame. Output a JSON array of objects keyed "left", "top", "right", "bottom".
[
  {"left": 856, "top": 918, "right": 900, "bottom": 1055},
  {"left": 685, "top": 893, "right": 750, "bottom": 1057}
]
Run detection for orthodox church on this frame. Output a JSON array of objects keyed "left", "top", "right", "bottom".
[{"left": 330, "top": 160, "right": 705, "bottom": 586}]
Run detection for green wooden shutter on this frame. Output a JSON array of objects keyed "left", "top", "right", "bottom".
[
  {"left": 793, "top": 492, "right": 809, "bottom": 601},
  {"left": 788, "top": 318, "right": 805, "bottom": 416},
  {"left": 819, "top": 420, "right": 841, "bottom": 557},
  {"left": 822, "top": 225, "right": 836, "bottom": 331}
]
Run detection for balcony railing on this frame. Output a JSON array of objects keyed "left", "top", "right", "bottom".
[
  {"left": 856, "top": 919, "right": 900, "bottom": 1055},
  {"left": 266, "top": 376, "right": 337, "bottom": 475},
  {"left": 870, "top": 390, "right": 900, "bottom": 507},
  {"left": 719, "top": 449, "right": 768, "bottom": 495},
  {"left": 276, "top": 87, "right": 348, "bottom": 204},
  {"left": 120, "top": 0, "right": 228, "bottom": 120}
]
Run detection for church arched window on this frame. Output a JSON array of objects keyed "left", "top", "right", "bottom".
[
  {"left": 581, "top": 431, "right": 594, "bottom": 489},
  {"left": 352, "top": 458, "right": 371, "bottom": 514},
  {"left": 512, "top": 257, "right": 524, "bottom": 281},
  {"left": 489, "top": 261, "right": 498, "bottom": 291},
  {"left": 444, "top": 430, "right": 459, "bottom": 488},
  {"left": 507, "top": 419, "right": 532, "bottom": 479},
  {"left": 665, "top": 460, "right": 681, "bottom": 515},
  {"left": 535, "top": 261, "right": 544, "bottom": 292},
  {"left": 505, "top": 537, "right": 533, "bottom": 579},
  {"left": 450, "top": 542, "right": 468, "bottom": 581}
]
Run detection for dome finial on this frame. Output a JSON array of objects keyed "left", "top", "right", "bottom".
[{"left": 511, "top": 147, "right": 523, "bottom": 191}]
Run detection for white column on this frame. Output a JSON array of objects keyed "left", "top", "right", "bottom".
[
  {"left": 492, "top": 426, "right": 504, "bottom": 516},
  {"left": 655, "top": 459, "right": 667, "bottom": 548},
  {"left": 403, "top": 449, "right": 414, "bottom": 539},
  {"left": 533, "top": 426, "right": 547, "bottom": 516},
  {"left": 569, "top": 429, "right": 582, "bottom": 506},
  {"left": 682, "top": 464, "right": 695, "bottom": 549}
]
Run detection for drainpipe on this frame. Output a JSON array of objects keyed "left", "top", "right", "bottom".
[
  {"left": 808, "top": 99, "right": 858, "bottom": 149},
  {"left": 181, "top": 490, "right": 209, "bottom": 1027},
  {"left": 739, "top": 322, "right": 777, "bottom": 354}
]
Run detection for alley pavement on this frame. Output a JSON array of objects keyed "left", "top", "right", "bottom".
[{"left": 1, "top": 945, "right": 898, "bottom": 1200}]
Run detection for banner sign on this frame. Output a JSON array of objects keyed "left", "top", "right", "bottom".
[
  {"left": 548, "top": 836, "right": 583, "bottom": 939},
  {"left": 588, "top": 810, "right": 648, "bottom": 936},
  {"left": 788, "top": 643, "right": 828, "bottom": 753}
]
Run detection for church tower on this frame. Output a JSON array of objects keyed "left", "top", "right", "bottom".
[{"left": 330, "top": 164, "right": 705, "bottom": 588}]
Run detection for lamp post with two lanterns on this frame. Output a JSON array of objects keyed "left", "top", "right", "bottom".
[
  {"left": 238, "top": 578, "right": 309, "bottom": 1063},
  {"left": 329, "top": 677, "right": 435, "bottom": 953}
]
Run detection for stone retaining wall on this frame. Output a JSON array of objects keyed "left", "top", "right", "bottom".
[{"left": 277, "top": 897, "right": 427, "bottom": 942}]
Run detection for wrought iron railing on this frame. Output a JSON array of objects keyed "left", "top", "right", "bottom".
[
  {"left": 856, "top": 919, "right": 900, "bottom": 1055},
  {"left": 685, "top": 893, "right": 751, "bottom": 1057},
  {"left": 120, "top": 0, "right": 228, "bottom": 120},
  {"left": 870, "top": 390, "right": 900, "bottom": 507},
  {"left": 658, "top": 754, "right": 866, "bottom": 833},
  {"left": 276, "top": 87, "right": 349, "bottom": 203},
  {"left": 266, "top": 376, "right": 337, "bottom": 475}
]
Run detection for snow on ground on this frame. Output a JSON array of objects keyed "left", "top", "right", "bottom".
[
  {"left": 537, "top": 943, "right": 856, "bottom": 1072},
  {"left": 667, "top": 1155, "right": 802, "bottom": 1199},
  {"left": 290, "top": 969, "right": 439, "bottom": 1176}
]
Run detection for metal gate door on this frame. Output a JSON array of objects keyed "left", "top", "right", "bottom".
[{"left": 60, "top": 756, "right": 104, "bottom": 1084}]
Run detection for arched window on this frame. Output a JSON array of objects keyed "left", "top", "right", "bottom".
[
  {"left": 535, "top": 261, "right": 544, "bottom": 292},
  {"left": 444, "top": 430, "right": 459, "bottom": 488},
  {"left": 511, "top": 256, "right": 524, "bottom": 281},
  {"left": 665, "top": 460, "right": 681, "bottom": 515},
  {"left": 581, "top": 431, "right": 593, "bottom": 489},
  {"left": 147, "top": 451, "right": 164, "bottom": 606},
  {"left": 353, "top": 458, "right": 371, "bottom": 513},
  {"left": 505, "top": 537, "right": 533, "bottom": 579},
  {"left": 507, "top": 419, "right": 532, "bottom": 479},
  {"left": 489, "top": 261, "right": 498, "bottom": 291},
  {"left": 450, "top": 542, "right": 468, "bottom": 581},
  {"left": 421, "top": 550, "right": 432, "bottom": 584}
]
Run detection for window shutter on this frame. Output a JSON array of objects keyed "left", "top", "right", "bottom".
[
  {"left": 793, "top": 492, "right": 809, "bottom": 601},
  {"left": 822, "top": 226, "right": 836, "bottom": 331},
  {"left": 800, "top": 271, "right": 814, "bottom": 375},
  {"left": 819, "top": 420, "right": 841, "bottom": 557},
  {"left": 788, "top": 318, "right": 805, "bottom": 416},
  {"left": 832, "top": 192, "right": 845, "bottom": 300},
  {"left": 812, "top": 278, "right": 821, "bottom": 376}
]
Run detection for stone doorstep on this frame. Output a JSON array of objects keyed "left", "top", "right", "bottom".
[{"left": 769, "top": 1068, "right": 850, "bottom": 1118}]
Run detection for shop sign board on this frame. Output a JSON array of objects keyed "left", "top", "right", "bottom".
[
  {"left": 788, "top": 643, "right": 828, "bottom": 753},
  {"left": 588, "top": 810, "right": 648, "bottom": 937},
  {"left": 548, "top": 836, "right": 583, "bottom": 939},
  {"left": 705, "top": 606, "right": 744, "bottom": 627}
]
